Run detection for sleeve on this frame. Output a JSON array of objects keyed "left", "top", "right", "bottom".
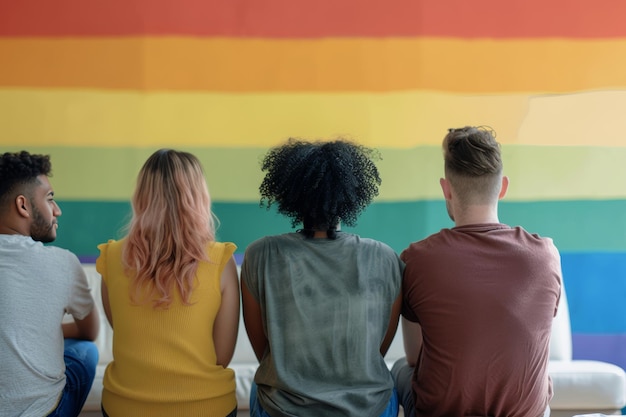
[
  {"left": 382, "top": 243, "right": 404, "bottom": 300},
  {"left": 394, "top": 251, "right": 405, "bottom": 296},
  {"left": 218, "top": 242, "right": 237, "bottom": 272},
  {"left": 400, "top": 246, "right": 420, "bottom": 323},
  {"left": 212, "top": 241, "right": 237, "bottom": 290},
  {"left": 66, "top": 252, "right": 96, "bottom": 320},
  {"left": 240, "top": 240, "right": 261, "bottom": 301},
  {"left": 96, "top": 242, "right": 109, "bottom": 285},
  {"left": 548, "top": 238, "right": 563, "bottom": 317}
]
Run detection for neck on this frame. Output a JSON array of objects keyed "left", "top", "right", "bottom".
[
  {"left": 453, "top": 204, "right": 500, "bottom": 227},
  {"left": 312, "top": 230, "right": 329, "bottom": 238},
  {"left": 304, "top": 224, "right": 341, "bottom": 239},
  {"left": 0, "top": 222, "right": 28, "bottom": 237}
]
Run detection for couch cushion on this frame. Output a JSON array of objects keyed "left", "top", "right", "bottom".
[{"left": 549, "top": 360, "right": 626, "bottom": 409}]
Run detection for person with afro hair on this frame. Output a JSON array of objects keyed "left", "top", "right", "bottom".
[{"left": 241, "top": 138, "right": 404, "bottom": 417}]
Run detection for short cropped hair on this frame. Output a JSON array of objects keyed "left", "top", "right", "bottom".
[
  {"left": 259, "top": 138, "right": 381, "bottom": 238},
  {"left": 443, "top": 126, "right": 503, "bottom": 204},
  {"left": 0, "top": 151, "right": 52, "bottom": 208}
]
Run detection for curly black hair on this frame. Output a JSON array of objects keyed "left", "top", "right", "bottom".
[
  {"left": 259, "top": 138, "right": 381, "bottom": 238},
  {"left": 0, "top": 151, "right": 52, "bottom": 205}
]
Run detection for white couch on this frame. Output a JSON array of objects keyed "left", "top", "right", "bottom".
[{"left": 79, "top": 265, "right": 626, "bottom": 416}]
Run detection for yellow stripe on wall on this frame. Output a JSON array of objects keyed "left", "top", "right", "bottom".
[
  {"left": 2, "top": 38, "right": 626, "bottom": 92},
  {"left": 2, "top": 89, "right": 626, "bottom": 148}
]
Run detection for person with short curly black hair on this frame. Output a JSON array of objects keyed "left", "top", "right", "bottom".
[
  {"left": 0, "top": 150, "right": 100, "bottom": 417},
  {"left": 0, "top": 151, "right": 54, "bottom": 241},
  {"left": 241, "top": 138, "right": 404, "bottom": 417}
]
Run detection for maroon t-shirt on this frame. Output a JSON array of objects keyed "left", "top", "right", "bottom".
[{"left": 401, "top": 223, "right": 561, "bottom": 417}]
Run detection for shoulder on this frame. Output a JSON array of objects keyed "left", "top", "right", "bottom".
[
  {"left": 400, "top": 230, "right": 448, "bottom": 262},
  {"left": 357, "top": 236, "right": 398, "bottom": 256},
  {"left": 209, "top": 241, "right": 237, "bottom": 257},
  {"left": 96, "top": 239, "right": 124, "bottom": 276},
  {"left": 242, "top": 235, "right": 281, "bottom": 268},
  {"left": 207, "top": 241, "right": 237, "bottom": 272},
  {"left": 512, "top": 226, "right": 560, "bottom": 252},
  {"left": 97, "top": 238, "right": 124, "bottom": 259},
  {"left": 44, "top": 244, "right": 82, "bottom": 267},
  {"left": 41, "top": 246, "right": 87, "bottom": 284},
  {"left": 245, "top": 234, "right": 294, "bottom": 253},
  {"left": 351, "top": 236, "right": 403, "bottom": 271}
]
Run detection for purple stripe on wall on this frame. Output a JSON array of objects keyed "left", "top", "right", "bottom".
[
  {"left": 573, "top": 333, "right": 626, "bottom": 371},
  {"left": 79, "top": 256, "right": 98, "bottom": 264}
]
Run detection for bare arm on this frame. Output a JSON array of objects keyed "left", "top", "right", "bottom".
[
  {"left": 402, "top": 317, "right": 423, "bottom": 367},
  {"left": 241, "top": 279, "right": 267, "bottom": 363},
  {"left": 213, "top": 256, "right": 240, "bottom": 367},
  {"left": 100, "top": 279, "right": 113, "bottom": 329},
  {"left": 62, "top": 305, "right": 100, "bottom": 341},
  {"left": 380, "top": 293, "right": 402, "bottom": 356}
]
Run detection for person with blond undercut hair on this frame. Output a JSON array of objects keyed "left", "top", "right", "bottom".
[{"left": 393, "top": 127, "right": 561, "bottom": 417}]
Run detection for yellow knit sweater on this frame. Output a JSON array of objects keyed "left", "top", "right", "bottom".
[{"left": 96, "top": 239, "right": 237, "bottom": 417}]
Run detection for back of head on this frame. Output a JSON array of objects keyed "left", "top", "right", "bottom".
[
  {"left": 124, "top": 149, "right": 214, "bottom": 308},
  {"left": 0, "top": 151, "right": 51, "bottom": 213},
  {"left": 443, "top": 126, "right": 503, "bottom": 205},
  {"left": 259, "top": 138, "right": 381, "bottom": 238}
]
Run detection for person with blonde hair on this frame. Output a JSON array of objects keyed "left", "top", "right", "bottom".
[{"left": 97, "top": 149, "right": 240, "bottom": 417}]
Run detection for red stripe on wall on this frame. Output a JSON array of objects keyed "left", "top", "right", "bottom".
[{"left": 2, "top": 0, "right": 626, "bottom": 38}]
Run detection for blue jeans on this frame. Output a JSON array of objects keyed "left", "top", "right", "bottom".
[
  {"left": 47, "top": 339, "right": 99, "bottom": 417},
  {"left": 250, "top": 382, "right": 399, "bottom": 417}
]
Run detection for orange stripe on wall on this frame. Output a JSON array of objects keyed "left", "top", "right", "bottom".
[
  {"left": 0, "top": 38, "right": 144, "bottom": 90},
  {"left": 2, "top": 0, "right": 626, "bottom": 38},
  {"left": 2, "top": 37, "right": 626, "bottom": 93}
]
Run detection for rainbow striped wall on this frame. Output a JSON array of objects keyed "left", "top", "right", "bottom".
[{"left": 2, "top": 0, "right": 626, "bottom": 371}]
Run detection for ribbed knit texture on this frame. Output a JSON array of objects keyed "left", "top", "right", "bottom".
[{"left": 97, "top": 239, "right": 237, "bottom": 417}]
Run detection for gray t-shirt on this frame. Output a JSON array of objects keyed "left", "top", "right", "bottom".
[
  {"left": 0, "top": 234, "right": 95, "bottom": 416},
  {"left": 242, "top": 232, "right": 403, "bottom": 417}
]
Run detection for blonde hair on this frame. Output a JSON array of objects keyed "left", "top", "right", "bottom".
[{"left": 123, "top": 149, "right": 215, "bottom": 308}]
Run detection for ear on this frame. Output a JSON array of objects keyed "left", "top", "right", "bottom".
[
  {"left": 498, "top": 176, "right": 509, "bottom": 200},
  {"left": 15, "top": 195, "right": 30, "bottom": 218},
  {"left": 440, "top": 178, "right": 453, "bottom": 200}
]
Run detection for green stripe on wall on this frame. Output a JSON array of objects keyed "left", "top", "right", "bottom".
[
  {"left": 53, "top": 199, "right": 626, "bottom": 258},
  {"left": 4, "top": 145, "right": 626, "bottom": 202}
]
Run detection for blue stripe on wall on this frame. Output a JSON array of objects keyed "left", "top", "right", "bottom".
[{"left": 562, "top": 252, "right": 626, "bottom": 334}]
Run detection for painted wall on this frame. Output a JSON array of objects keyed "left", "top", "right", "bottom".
[{"left": 2, "top": 0, "right": 626, "bottom": 371}]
